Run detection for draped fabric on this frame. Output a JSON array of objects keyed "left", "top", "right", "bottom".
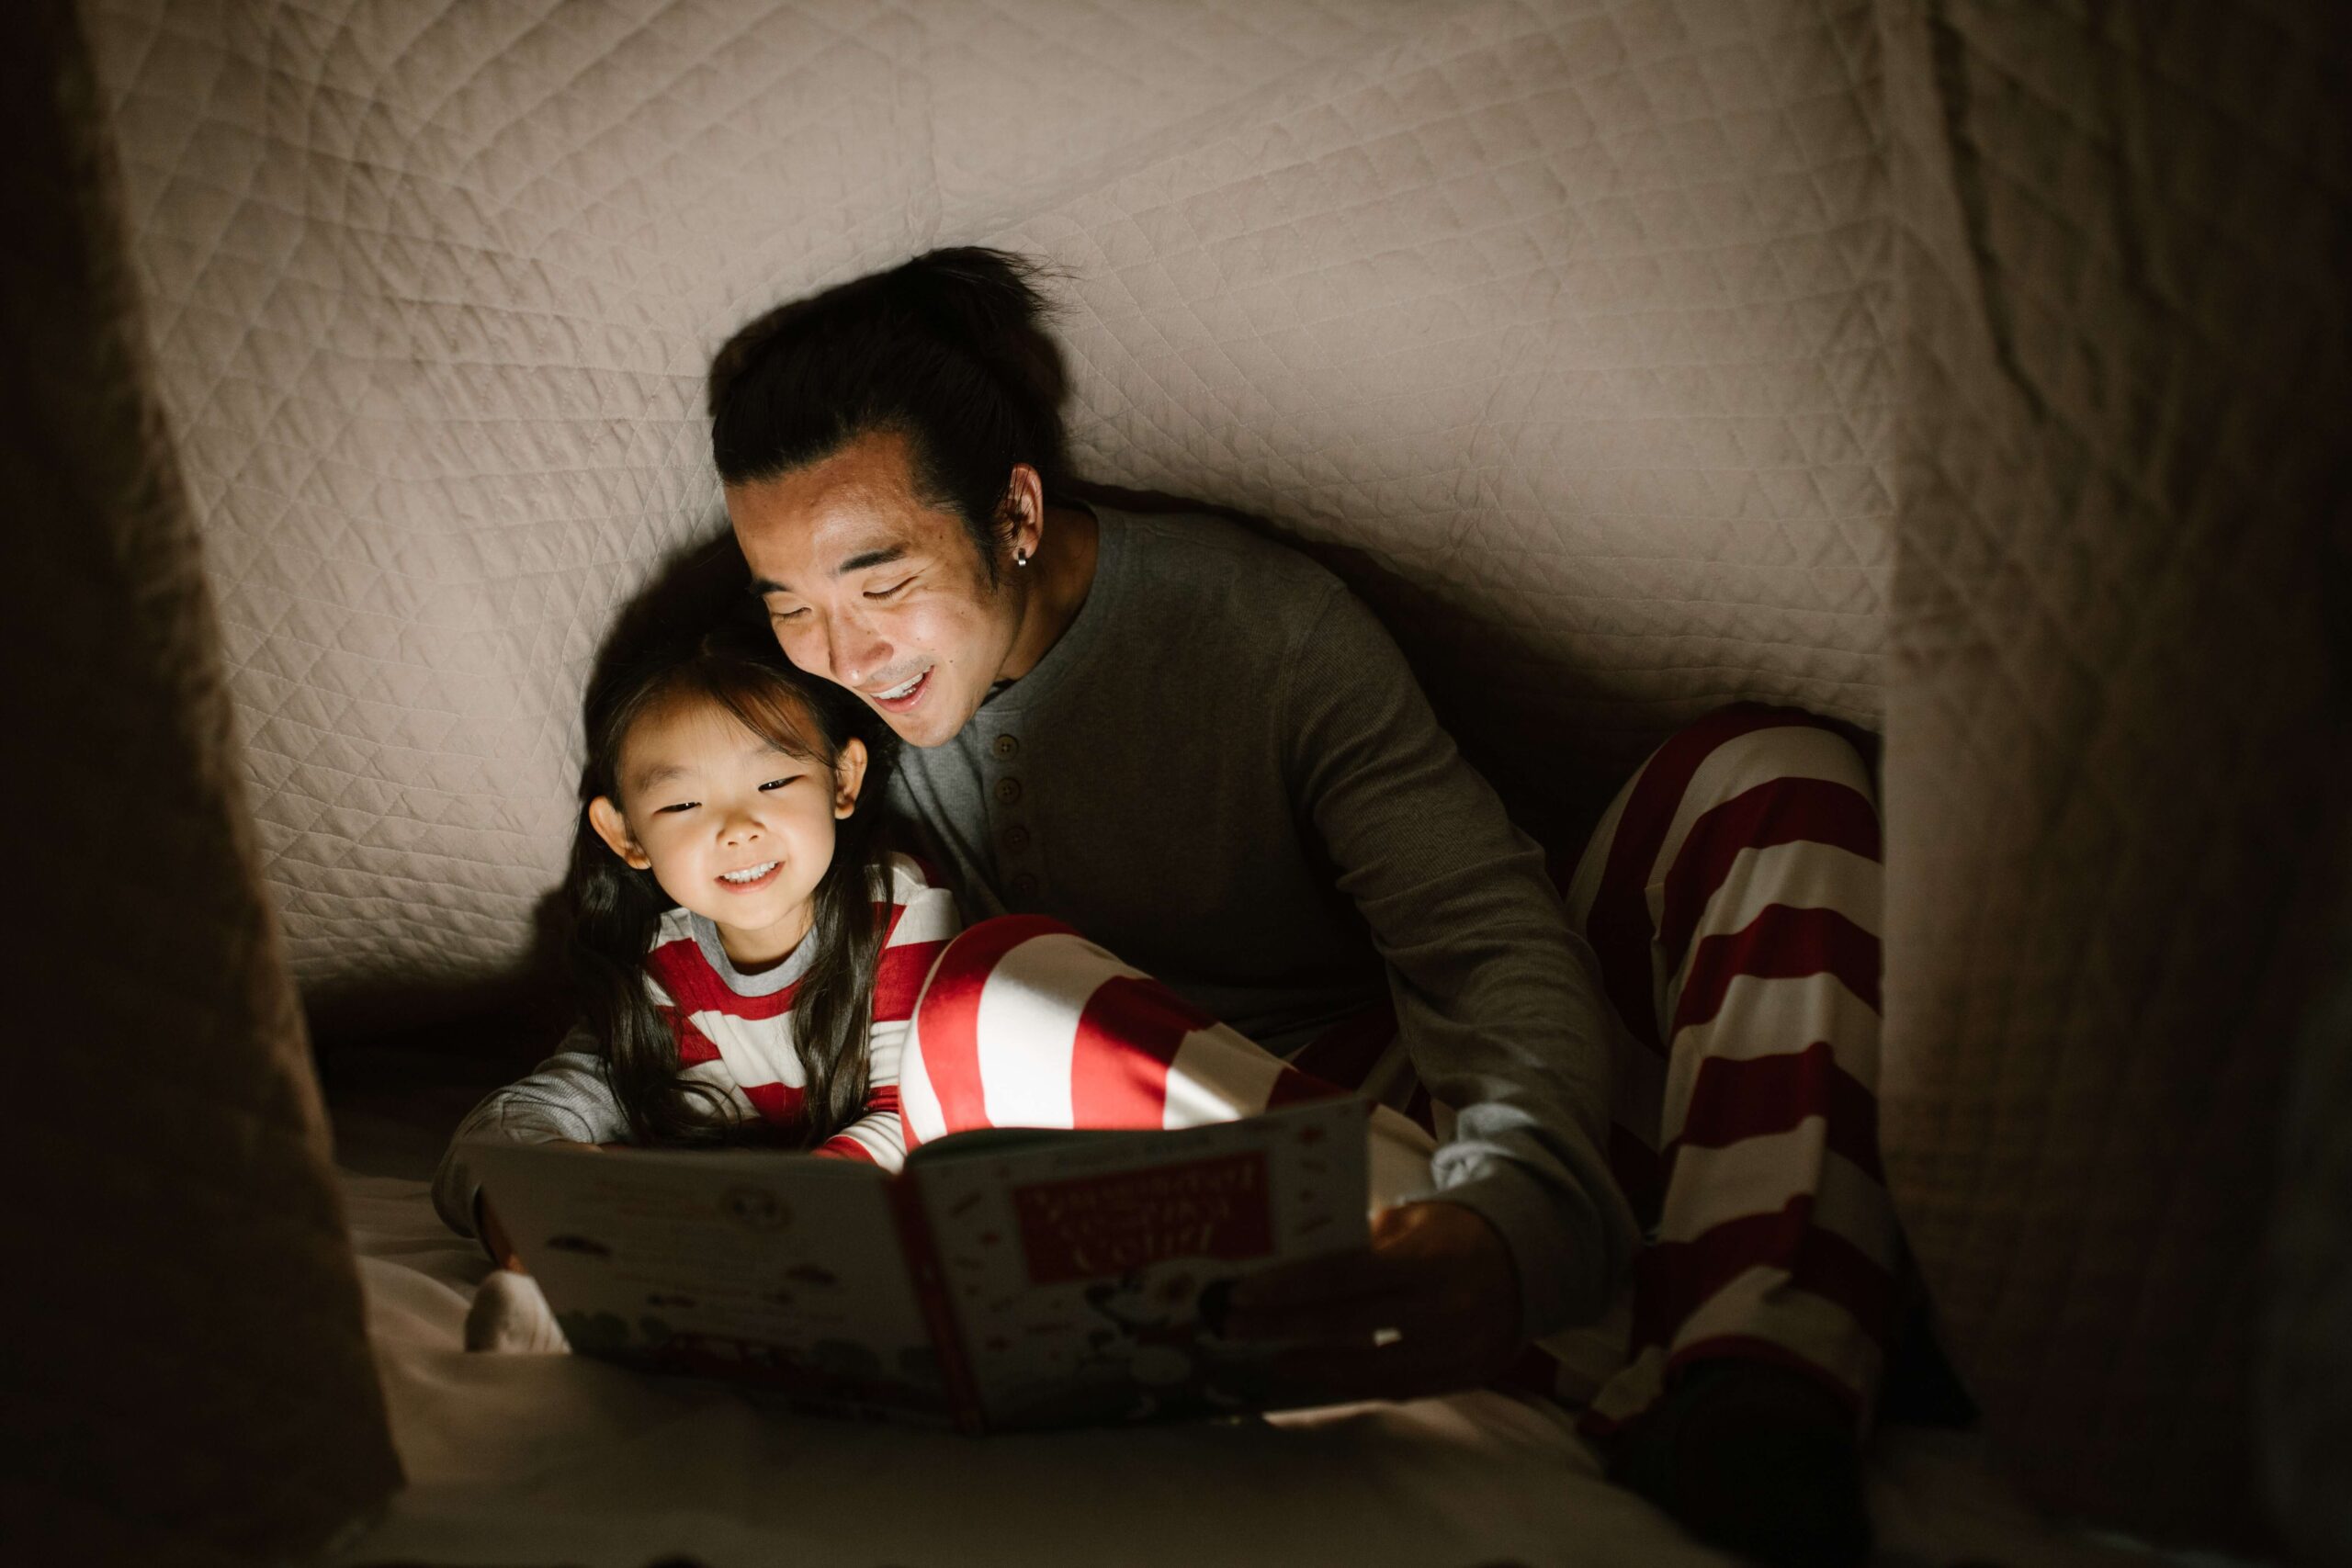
[
  {"left": 20, "top": 0, "right": 2344, "bottom": 1555},
  {"left": 1876, "top": 0, "right": 2347, "bottom": 1550},
  {"left": 2264, "top": 857, "right": 2352, "bottom": 1567},
  {"left": 0, "top": 4, "right": 401, "bottom": 1562}
]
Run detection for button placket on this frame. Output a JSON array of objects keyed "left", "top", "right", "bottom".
[{"left": 987, "top": 727, "right": 1035, "bottom": 906}]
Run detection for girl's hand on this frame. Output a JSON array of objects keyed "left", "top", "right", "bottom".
[
  {"left": 478, "top": 1140, "right": 606, "bottom": 1271},
  {"left": 478, "top": 1194, "right": 525, "bottom": 1272}
]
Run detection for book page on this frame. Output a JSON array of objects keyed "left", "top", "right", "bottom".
[
  {"left": 904, "top": 1098, "right": 1371, "bottom": 1429},
  {"left": 465, "top": 1142, "right": 948, "bottom": 1423}
]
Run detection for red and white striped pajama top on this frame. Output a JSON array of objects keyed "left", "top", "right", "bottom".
[
  {"left": 642, "top": 853, "right": 958, "bottom": 1167},
  {"left": 433, "top": 853, "right": 959, "bottom": 1236}
]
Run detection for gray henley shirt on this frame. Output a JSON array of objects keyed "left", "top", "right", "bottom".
[{"left": 886, "top": 505, "right": 1634, "bottom": 1337}]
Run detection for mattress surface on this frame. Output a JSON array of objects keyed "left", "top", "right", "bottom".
[{"left": 322, "top": 1059, "right": 2164, "bottom": 1568}]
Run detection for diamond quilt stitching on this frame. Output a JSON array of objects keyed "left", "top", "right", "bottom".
[
  {"left": 84, "top": 0, "right": 1900, "bottom": 994},
  {"left": 1876, "top": 0, "right": 2346, "bottom": 1545}
]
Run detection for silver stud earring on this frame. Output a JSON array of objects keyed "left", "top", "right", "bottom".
[{"left": 1013, "top": 547, "right": 1030, "bottom": 568}]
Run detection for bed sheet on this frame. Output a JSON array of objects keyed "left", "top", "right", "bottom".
[{"left": 322, "top": 1075, "right": 2165, "bottom": 1568}]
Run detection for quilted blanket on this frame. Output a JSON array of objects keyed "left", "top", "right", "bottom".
[
  {"left": 1875, "top": 1, "right": 2346, "bottom": 1550},
  {"left": 84, "top": 0, "right": 1894, "bottom": 1008},
  {"left": 65, "top": 0, "right": 2347, "bottom": 1557}
]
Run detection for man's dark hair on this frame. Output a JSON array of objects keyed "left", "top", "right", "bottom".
[{"left": 707, "top": 248, "right": 1071, "bottom": 581}]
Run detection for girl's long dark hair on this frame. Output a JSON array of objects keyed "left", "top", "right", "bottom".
[
  {"left": 566, "top": 624, "right": 893, "bottom": 1148},
  {"left": 707, "top": 247, "right": 1070, "bottom": 580}
]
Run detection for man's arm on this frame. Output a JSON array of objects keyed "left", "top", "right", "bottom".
[{"left": 1230, "top": 581, "right": 1636, "bottom": 1380}]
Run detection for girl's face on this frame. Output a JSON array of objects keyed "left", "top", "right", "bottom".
[{"left": 586, "top": 692, "right": 866, "bottom": 969}]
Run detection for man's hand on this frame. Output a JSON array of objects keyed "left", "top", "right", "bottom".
[{"left": 1219, "top": 1200, "right": 1523, "bottom": 1403}]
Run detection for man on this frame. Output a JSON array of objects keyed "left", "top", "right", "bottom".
[
  {"left": 713, "top": 248, "right": 1892, "bottom": 1565},
  {"left": 712, "top": 249, "right": 1631, "bottom": 1399}
]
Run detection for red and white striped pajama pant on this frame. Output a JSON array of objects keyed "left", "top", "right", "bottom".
[
  {"left": 896, "top": 704, "right": 1895, "bottom": 1431},
  {"left": 1553, "top": 705, "right": 1895, "bottom": 1432},
  {"left": 896, "top": 916, "right": 1442, "bottom": 1208}
]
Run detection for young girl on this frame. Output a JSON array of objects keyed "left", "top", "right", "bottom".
[
  {"left": 434, "top": 625, "right": 958, "bottom": 1348},
  {"left": 438, "top": 623, "right": 1430, "bottom": 1357}
]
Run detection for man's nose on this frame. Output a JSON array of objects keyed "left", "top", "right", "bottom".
[{"left": 827, "top": 608, "right": 892, "bottom": 688}]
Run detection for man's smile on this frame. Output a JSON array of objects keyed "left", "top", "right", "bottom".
[{"left": 868, "top": 668, "right": 932, "bottom": 712}]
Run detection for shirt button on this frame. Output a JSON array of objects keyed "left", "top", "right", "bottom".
[
  {"left": 1011, "top": 872, "right": 1040, "bottom": 898},
  {"left": 995, "top": 777, "right": 1023, "bottom": 805},
  {"left": 992, "top": 734, "right": 1020, "bottom": 760},
  {"left": 1003, "top": 826, "right": 1031, "bottom": 852}
]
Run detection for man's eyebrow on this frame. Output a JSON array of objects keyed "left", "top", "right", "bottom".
[
  {"left": 836, "top": 544, "right": 910, "bottom": 575},
  {"left": 750, "top": 545, "right": 911, "bottom": 598}
]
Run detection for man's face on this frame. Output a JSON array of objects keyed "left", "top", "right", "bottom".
[{"left": 728, "top": 430, "right": 1015, "bottom": 749}]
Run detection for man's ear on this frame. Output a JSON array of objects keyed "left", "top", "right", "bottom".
[
  {"left": 1000, "top": 463, "right": 1046, "bottom": 562},
  {"left": 832, "top": 737, "right": 869, "bottom": 819},
  {"left": 586, "top": 795, "right": 652, "bottom": 870}
]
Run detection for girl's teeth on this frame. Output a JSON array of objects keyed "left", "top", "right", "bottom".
[{"left": 721, "top": 863, "right": 776, "bottom": 884}]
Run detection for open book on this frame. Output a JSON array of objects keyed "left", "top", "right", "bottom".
[{"left": 464, "top": 1097, "right": 1372, "bottom": 1432}]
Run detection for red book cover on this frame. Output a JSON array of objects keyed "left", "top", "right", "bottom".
[{"left": 899, "top": 1100, "right": 1369, "bottom": 1429}]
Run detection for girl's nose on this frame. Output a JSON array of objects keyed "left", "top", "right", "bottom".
[{"left": 720, "top": 810, "right": 763, "bottom": 845}]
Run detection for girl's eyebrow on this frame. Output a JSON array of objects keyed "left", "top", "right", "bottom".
[
  {"left": 628, "top": 760, "right": 691, "bottom": 793},
  {"left": 628, "top": 743, "right": 797, "bottom": 793}
]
